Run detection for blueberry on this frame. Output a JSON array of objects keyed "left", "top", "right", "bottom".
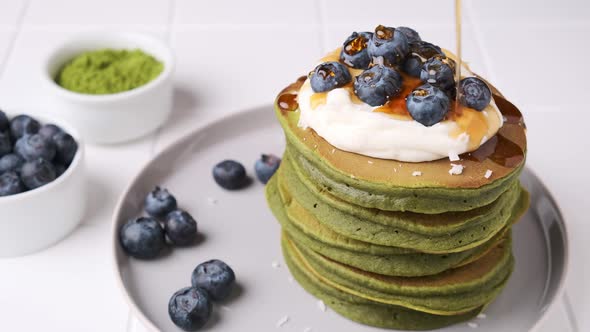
[
  {"left": 52, "top": 132, "right": 78, "bottom": 166},
  {"left": 402, "top": 41, "right": 444, "bottom": 77},
  {"left": 10, "top": 115, "right": 40, "bottom": 139},
  {"left": 0, "top": 131, "right": 11, "bottom": 157},
  {"left": 191, "top": 259, "right": 236, "bottom": 301},
  {"left": 164, "top": 209, "right": 197, "bottom": 246},
  {"left": 459, "top": 77, "right": 492, "bottom": 111},
  {"left": 0, "top": 110, "right": 8, "bottom": 132},
  {"left": 353, "top": 65, "right": 404, "bottom": 106},
  {"left": 20, "top": 158, "right": 56, "bottom": 190},
  {"left": 54, "top": 163, "right": 66, "bottom": 177},
  {"left": 212, "top": 160, "right": 248, "bottom": 190},
  {"left": 397, "top": 26, "right": 421, "bottom": 43},
  {"left": 367, "top": 25, "right": 409, "bottom": 66},
  {"left": 15, "top": 134, "right": 56, "bottom": 162},
  {"left": 309, "top": 62, "right": 352, "bottom": 93},
  {"left": 406, "top": 84, "right": 450, "bottom": 127},
  {"left": 0, "top": 172, "right": 24, "bottom": 196},
  {"left": 255, "top": 154, "right": 281, "bottom": 184},
  {"left": 38, "top": 124, "right": 63, "bottom": 140},
  {"left": 339, "top": 32, "right": 373, "bottom": 69},
  {"left": 0, "top": 153, "right": 24, "bottom": 174},
  {"left": 145, "top": 186, "right": 177, "bottom": 219},
  {"left": 420, "top": 55, "right": 456, "bottom": 94},
  {"left": 169, "top": 287, "right": 212, "bottom": 331},
  {"left": 119, "top": 217, "right": 166, "bottom": 259}
]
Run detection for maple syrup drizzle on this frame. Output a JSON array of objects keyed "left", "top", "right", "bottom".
[{"left": 277, "top": 76, "right": 306, "bottom": 113}]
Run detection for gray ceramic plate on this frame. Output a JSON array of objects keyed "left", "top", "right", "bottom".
[{"left": 112, "top": 106, "right": 569, "bottom": 332}]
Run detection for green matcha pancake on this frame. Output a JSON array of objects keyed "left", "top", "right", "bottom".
[
  {"left": 282, "top": 234, "right": 487, "bottom": 331},
  {"left": 275, "top": 79, "right": 527, "bottom": 214}
]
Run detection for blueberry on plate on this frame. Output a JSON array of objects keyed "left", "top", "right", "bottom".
[
  {"left": 145, "top": 186, "right": 177, "bottom": 218},
  {"left": 255, "top": 154, "right": 281, "bottom": 184},
  {"left": 212, "top": 160, "right": 248, "bottom": 190},
  {"left": 119, "top": 216, "right": 166, "bottom": 259},
  {"left": 164, "top": 209, "right": 197, "bottom": 246},
  {"left": 38, "top": 124, "right": 63, "bottom": 140},
  {"left": 10, "top": 115, "right": 40, "bottom": 139},
  {"left": 340, "top": 31, "right": 373, "bottom": 69},
  {"left": 192, "top": 259, "right": 236, "bottom": 301},
  {"left": 309, "top": 61, "right": 352, "bottom": 93},
  {"left": 367, "top": 25, "right": 409, "bottom": 66},
  {"left": 15, "top": 134, "right": 56, "bottom": 162},
  {"left": 459, "top": 77, "right": 492, "bottom": 111},
  {"left": 397, "top": 26, "right": 421, "bottom": 43},
  {"left": 406, "top": 84, "right": 450, "bottom": 127},
  {"left": 54, "top": 163, "right": 66, "bottom": 177},
  {"left": 0, "top": 172, "right": 24, "bottom": 196},
  {"left": 52, "top": 132, "right": 78, "bottom": 166},
  {"left": 420, "top": 55, "right": 456, "bottom": 94},
  {"left": 0, "top": 153, "right": 24, "bottom": 174},
  {"left": 402, "top": 41, "right": 444, "bottom": 77},
  {"left": 354, "top": 65, "right": 404, "bottom": 106},
  {"left": 0, "top": 110, "right": 8, "bottom": 132},
  {"left": 20, "top": 158, "right": 56, "bottom": 190},
  {"left": 0, "top": 131, "right": 11, "bottom": 157},
  {"left": 169, "top": 287, "right": 212, "bottom": 331}
]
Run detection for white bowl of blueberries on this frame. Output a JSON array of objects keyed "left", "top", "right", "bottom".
[{"left": 0, "top": 110, "right": 85, "bottom": 257}]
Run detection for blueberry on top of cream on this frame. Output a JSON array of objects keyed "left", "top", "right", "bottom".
[
  {"left": 406, "top": 84, "right": 450, "bottom": 127},
  {"left": 340, "top": 32, "right": 373, "bottom": 69},
  {"left": 309, "top": 62, "right": 352, "bottom": 93},
  {"left": 354, "top": 65, "right": 403, "bottom": 106},
  {"left": 367, "top": 25, "right": 410, "bottom": 66},
  {"left": 403, "top": 41, "right": 444, "bottom": 77},
  {"left": 459, "top": 77, "right": 492, "bottom": 111}
]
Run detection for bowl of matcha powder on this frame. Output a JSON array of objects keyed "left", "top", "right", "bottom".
[{"left": 42, "top": 32, "right": 174, "bottom": 144}]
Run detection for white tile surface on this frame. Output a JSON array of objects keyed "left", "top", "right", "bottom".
[
  {"left": 0, "top": 28, "right": 16, "bottom": 74},
  {"left": 23, "top": 0, "right": 172, "bottom": 26},
  {"left": 174, "top": 0, "right": 317, "bottom": 25},
  {"left": 0, "top": 222, "right": 128, "bottom": 331},
  {"left": 470, "top": 0, "right": 590, "bottom": 23},
  {"left": 153, "top": 25, "right": 322, "bottom": 151},
  {"left": 0, "top": 0, "right": 27, "bottom": 27}
]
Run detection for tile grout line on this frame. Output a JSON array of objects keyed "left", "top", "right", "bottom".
[
  {"left": 149, "top": 0, "right": 177, "bottom": 156},
  {"left": 562, "top": 292, "right": 580, "bottom": 332},
  {"left": 0, "top": 0, "right": 32, "bottom": 79}
]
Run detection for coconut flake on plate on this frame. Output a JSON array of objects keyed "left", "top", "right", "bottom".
[{"left": 449, "top": 164, "right": 464, "bottom": 175}]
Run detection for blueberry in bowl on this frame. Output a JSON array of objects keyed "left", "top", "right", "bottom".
[
  {"left": 0, "top": 131, "right": 11, "bottom": 157},
  {"left": 397, "top": 26, "right": 421, "bottom": 43},
  {"left": 255, "top": 154, "right": 281, "bottom": 184},
  {"left": 164, "top": 209, "right": 198, "bottom": 246},
  {"left": 145, "top": 186, "right": 177, "bottom": 219},
  {"left": 38, "top": 124, "right": 63, "bottom": 140},
  {"left": 168, "top": 286, "right": 212, "bottom": 331},
  {"left": 119, "top": 216, "right": 166, "bottom": 259},
  {"left": 459, "top": 77, "right": 492, "bottom": 111},
  {"left": 0, "top": 110, "right": 85, "bottom": 257},
  {"left": 309, "top": 61, "right": 352, "bottom": 93},
  {"left": 212, "top": 160, "right": 249, "bottom": 190},
  {"left": 367, "top": 25, "right": 410, "bottom": 66},
  {"left": 191, "top": 259, "right": 236, "bottom": 301},
  {"left": 406, "top": 83, "right": 451, "bottom": 127},
  {"left": 354, "top": 65, "right": 404, "bottom": 106},
  {"left": 340, "top": 32, "right": 373, "bottom": 69}
]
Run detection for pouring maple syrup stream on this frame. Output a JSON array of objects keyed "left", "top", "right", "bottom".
[{"left": 455, "top": 0, "right": 462, "bottom": 108}]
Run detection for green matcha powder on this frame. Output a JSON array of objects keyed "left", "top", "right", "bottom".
[{"left": 56, "top": 49, "right": 164, "bottom": 95}]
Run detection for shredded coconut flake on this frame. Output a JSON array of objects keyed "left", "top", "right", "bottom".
[
  {"left": 427, "top": 78, "right": 436, "bottom": 83},
  {"left": 448, "top": 152, "right": 460, "bottom": 161},
  {"left": 367, "top": 160, "right": 373, "bottom": 164},
  {"left": 331, "top": 148, "right": 335, "bottom": 154},
  {"left": 276, "top": 315, "right": 290, "bottom": 328},
  {"left": 477, "top": 313, "right": 487, "bottom": 319},
  {"left": 393, "top": 168, "right": 397, "bottom": 173},
  {"left": 272, "top": 261, "right": 281, "bottom": 269},
  {"left": 449, "top": 164, "right": 464, "bottom": 175},
  {"left": 412, "top": 171, "right": 422, "bottom": 177},
  {"left": 279, "top": 102, "right": 289, "bottom": 109},
  {"left": 484, "top": 169, "right": 493, "bottom": 179},
  {"left": 317, "top": 300, "right": 327, "bottom": 312},
  {"left": 468, "top": 322, "right": 479, "bottom": 328}
]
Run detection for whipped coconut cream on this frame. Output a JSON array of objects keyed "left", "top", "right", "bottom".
[{"left": 297, "top": 60, "right": 503, "bottom": 162}]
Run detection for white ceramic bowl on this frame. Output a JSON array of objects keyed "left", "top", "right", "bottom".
[
  {"left": 0, "top": 113, "right": 85, "bottom": 257},
  {"left": 41, "top": 32, "right": 174, "bottom": 144}
]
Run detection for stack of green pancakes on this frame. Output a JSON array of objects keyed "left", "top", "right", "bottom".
[{"left": 265, "top": 79, "right": 529, "bottom": 330}]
